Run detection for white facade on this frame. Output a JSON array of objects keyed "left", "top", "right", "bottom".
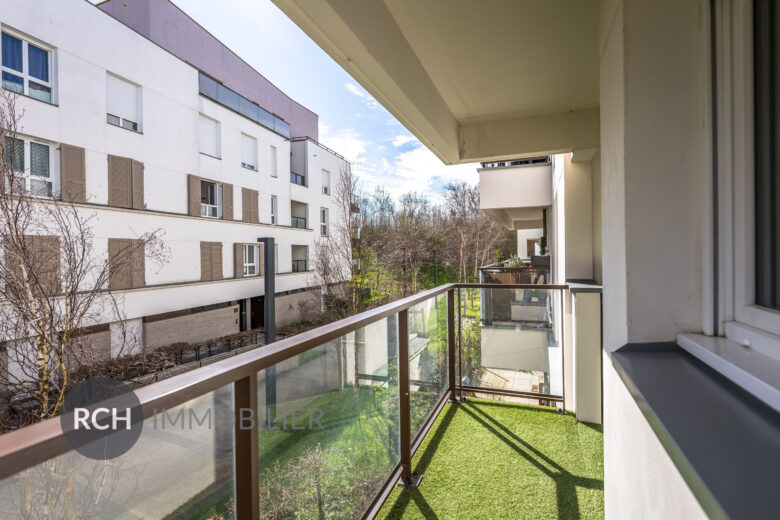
[{"left": 0, "top": 0, "right": 349, "bottom": 348}]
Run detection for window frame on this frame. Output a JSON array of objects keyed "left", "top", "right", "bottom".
[
  {"left": 270, "top": 195, "right": 277, "bottom": 225},
  {"left": 270, "top": 145, "right": 278, "bottom": 177},
  {"left": 320, "top": 207, "right": 329, "bottom": 236},
  {"left": 198, "top": 114, "right": 221, "bottom": 159},
  {"left": 1, "top": 29, "right": 54, "bottom": 104},
  {"left": 322, "top": 169, "right": 331, "bottom": 195},
  {"left": 241, "top": 133, "right": 257, "bottom": 171},
  {"left": 3, "top": 134, "right": 59, "bottom": 198},
  {"left": 106, "top": 72, "right": 141, "bottom": 133},
  {"left": 715, "top": 0, "right": 780, "bottom": 354},
  {"left": 200, "top": 179, "right": 222, "bottom": 219},
  {"left": 243, "top": 244, "right": 259, "bottom": 277}
]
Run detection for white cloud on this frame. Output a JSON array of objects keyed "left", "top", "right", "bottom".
[
  {"left": 344, "top": 83, "right": 379, "bottom": 109},
  {"left": 318, "top": 122, "right": 369, "bottom": 164},
  {"left": 391, "top": 134, "right": 416, "bottom": 147},
  {"left": 362, "top": 142, "right": 480, "bottom": 201}
]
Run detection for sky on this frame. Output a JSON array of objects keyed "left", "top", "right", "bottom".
[{"left": 105, "top": 0, "right": 480, "bottom": 200}]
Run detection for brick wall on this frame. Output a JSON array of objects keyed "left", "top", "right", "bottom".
[{"left": 144, "top": 305, "right": 240, "bottom": 349}]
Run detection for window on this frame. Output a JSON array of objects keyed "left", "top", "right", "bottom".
[
  {"left": 320, "top": 208, "right": 329, "bottom": 236},
  {"left": 241, "top": 134, "right": 257, "bottom": 170},
  {"left": 199, "top": 115, "right": 220, "bottom": 158},
  {"left": 1, "top": 32, "right": 53, "bottom": 103},
  {"left": 270, "top": 195, "right": 277, "bottom": 225},
  {"left": 3, "top": 136, "right": 58, "bottom": 197},
  {"left": 243, "top": 244, "right": 259, "bottom": 276},
  {"left": 106, "top": 73, "right": 140, "bottom": 132},
  {"left": 270, "top": 145, "right": 278, "bottom": 177},
  {"left": 322, "top": 169, "right": 331, "bottom": 195},
  {"left": 275, "top": 244, "right": 279, "bottom": 274},
  {"left": 291, "top": 172, "right": 306, "bottom": 186},
  {"left": 201, "top": 180, "right": 221, "bottom": 218}
]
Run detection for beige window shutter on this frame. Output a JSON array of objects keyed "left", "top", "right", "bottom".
[
  {"left": 251, "top": 190, "right": 259, "bottom": 223},
  {"left": 131, "top": 239, "right": 145, "bottom": 288},
  {"left": 211, "top": 242, "right": 223, "bottom": 280},
  {"left": 108, "top": 155, "right": 132, "bottom": 208},
  {"left": 188, "top": 174, "right": 201, "bottom": 217},
  {"left": 108, "top": 238, "right": 133, "bottom": 290},
  {"left": 27, "top": 235, "right": 61, "bottom": 295},
  {"left": 131, "top": 160, "right": 145, "bottom": 210},
  {"left": 234, "top": 242, "right": 243, "bottom": 278},
  {"left": 258, "top": 242, "right": 265, "bottom": 277},
  {"left": 241, "top": 188, "right": 251, "bottom": 222},
  {"left": 223, "top": 183, "right": 233, "bottom": 220},
  {"left": 200, "top": 241, "right": 212, "bottom": 281},
  {"left": 60, "top": 144, "right": 86, "bottom": 203}
]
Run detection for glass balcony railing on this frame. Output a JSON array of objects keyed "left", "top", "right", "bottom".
[
  {"left": 290, "top": 172, "right": 306, "bottom": 186},
  {"left": 291, "top": 216, "right": 306, "bottom": 229},
  {"left": 0, "top": 283, "right": 568, "bottom": 520},
  {"left": 198, "top": 72, "right": 291, "bottom": 139},
  {"left": 291, "top": 259, "right": 307, "bottom": 272}
]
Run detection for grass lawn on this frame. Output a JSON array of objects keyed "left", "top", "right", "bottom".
[{"left": 377, "top": 399, "right": 604, "bottom": 520}]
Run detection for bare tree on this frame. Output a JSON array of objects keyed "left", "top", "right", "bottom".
[{"left": 0, "top": 90, "right": 166, "bottom": 427}]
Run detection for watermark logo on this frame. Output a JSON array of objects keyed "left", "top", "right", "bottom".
[{"left": 60, "top": 377, "right": 144, "bottom": 460}]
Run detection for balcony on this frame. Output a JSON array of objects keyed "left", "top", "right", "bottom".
[
  {"left": 479, "top": 163, "right": 552, "bottom": 231},
  {"left": 0, "top": 283, "right": 603, "bottom": 520}
]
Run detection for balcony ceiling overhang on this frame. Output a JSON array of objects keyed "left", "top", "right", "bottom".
[{"left": 272, "top": 0, "right": 599, "bottom": 164}]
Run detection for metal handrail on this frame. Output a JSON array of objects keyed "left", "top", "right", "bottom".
[{"left": 0, "top": 282, "right": 569, "bottom": 518}]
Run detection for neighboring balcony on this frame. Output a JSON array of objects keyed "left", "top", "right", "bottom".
[
  {"left": 291, "top": 244, "right": 308, "bottom": 272},
  {"left": 479, "top": 162, "right": 552, "bottom": 230},
  {"left": 290, "top": 200, "right": 308, "bottom": 228},
  {"left": 0, "top": 283, "right": 603, "bottom": 520}
]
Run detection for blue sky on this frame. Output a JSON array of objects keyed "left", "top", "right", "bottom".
[{"left": 158, "top": 0, "right": 480, "bottom": 200}]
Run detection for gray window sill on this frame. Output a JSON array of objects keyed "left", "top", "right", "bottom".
[{"left": 611, "top": 343, "right": 780, "bottom": 520}]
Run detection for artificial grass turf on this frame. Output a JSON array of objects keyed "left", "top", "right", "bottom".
[{"left": 377, "top": 399, "right": 604, "bottom": 520}]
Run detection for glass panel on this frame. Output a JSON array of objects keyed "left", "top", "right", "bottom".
[
  {"left": 256, "top": 106, "right": 274, "bottom": 130},
  {"left": 27, "top": 44, "right": 48, "bottom": 82},
  {"left": 201, "top": 180, "right": 216, "bottom": 205},
  {"left": 459, "top": 287, "right": 562, "bottom": 401},
  {"left": 2, "top": 71, "right": 23, "bottom": 94},
  {"left": 274, "top": 117, "right": 291, "bottom": 138},
  {"left": 30, "top": 142, "right": 49, "bottom": 178},
  {"left": 215, "top": 83, "right": 239, "bottom": 113},
  {"left": 29, "top": 178, "right": 52, "bottom": 198},
  {"left": 198, "top": 72, "right": 217, "bottom": 99},
  {"left": 257, "top": 317, "right": 400, "bottom": 519},
  {"left": 238, "top": 95, "right": 258, "bottom": 122},
  {"left": 4, "top": 136, "right": 24, "bottom": 171},
  {"left": 0, "top": 386, "right": 236, "bottom": 519},
  {"left": 408, "top": 293, "right": 448, "bottom": 438},
  {"left": 1, "top": 33, "right": 22, "bottom": 72},
  {"left": 28, "top": 82, "right": 51, "bottom": 103}
]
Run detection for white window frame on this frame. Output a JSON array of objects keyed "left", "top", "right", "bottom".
[
  {"left": 199, "top": 114, "right": 221, "bottom": 159},
  {"left": 322, "top": 169, "right": 330, "bottom": 195},
  {"left": 274, "top": 244, "right": 279, "bottom": 274},
  {"left": 241, "top": 133, "right": 257, "bottom": 171},
  {"left": 3, "top": 134, "right": 60, "bottom": 198},
  {"left": 270, "top": 195, "right": 277, "bottom": 225},
  {"left": 106, "top": 72, "right": 141, "bottom": 132},
  {"left": 200, "top": 179, "right": 222, "bottom": 219},
  {"left": 714, "top": 0, "right": 780, "bottom": 356},
  {"left": 243, "top": 244, "right": 259, "bottom": 277},
  {"left": 320, "top": 207, "right": 329, "bottom": 236},
  {"left": 270, "top": 145, "right": 278, "bottom": 177},
  {"left": 1, "top": 28, "right": 54, "bottom": 104}
]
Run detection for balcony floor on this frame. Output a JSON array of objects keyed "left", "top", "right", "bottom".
[{"left": 377, "top": 399, "right": 604, "bottom": 520}]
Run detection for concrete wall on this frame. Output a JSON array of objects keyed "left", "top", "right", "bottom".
[
  {"left": 591, "top": 151, "right": 603, "bottom": 283},
  {"left": 144, "top": 305, "right": 240, "bottom": 349},
  {"left": 516, "top": 228, "right": 543, "bottom": 258},
  {"left": 600, "top": 0, "right": 710, "bottom": 517},
  {"left": 564, "top": 154, "right": 594, "bottom": 280},
  {"left": 275, "top": 290, "right": 321, "bottom": 327}
]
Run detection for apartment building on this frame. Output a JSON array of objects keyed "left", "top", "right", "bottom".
[{"left": 0, "top": 0, "right": 350, "bottom": 355}]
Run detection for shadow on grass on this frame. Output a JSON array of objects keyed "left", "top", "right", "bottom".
[
  {"left": 462, "top": 402, "right": 602, "bottom": 520},
  {"left": 381, "top": 404, "right": 457, "bottom": 518}
]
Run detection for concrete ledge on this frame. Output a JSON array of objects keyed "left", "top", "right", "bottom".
[{"left": 611, "top": 343, "right": 780, "bottom": 520}]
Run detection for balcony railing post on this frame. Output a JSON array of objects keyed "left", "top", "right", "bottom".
[
  {"left": 234, "top": 374, "right": 259, "bottom": 519},
  {"left": 398, "top": 308, "right": 422, "bottom": 488},
  {"left": 447, "top": 289, "right": 457, "bottom": 403}
]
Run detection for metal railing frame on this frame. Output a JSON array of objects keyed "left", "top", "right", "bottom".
[{"left": 0, "top": 283, "right": 569, "bottom": 520}]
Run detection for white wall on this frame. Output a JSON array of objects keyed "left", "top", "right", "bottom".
[
  {"left": 516, "top": 228, "right": 543, "bottom": 258},
  {"left": 0, "top": 0, "right": 350, "bottom": 341}
]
